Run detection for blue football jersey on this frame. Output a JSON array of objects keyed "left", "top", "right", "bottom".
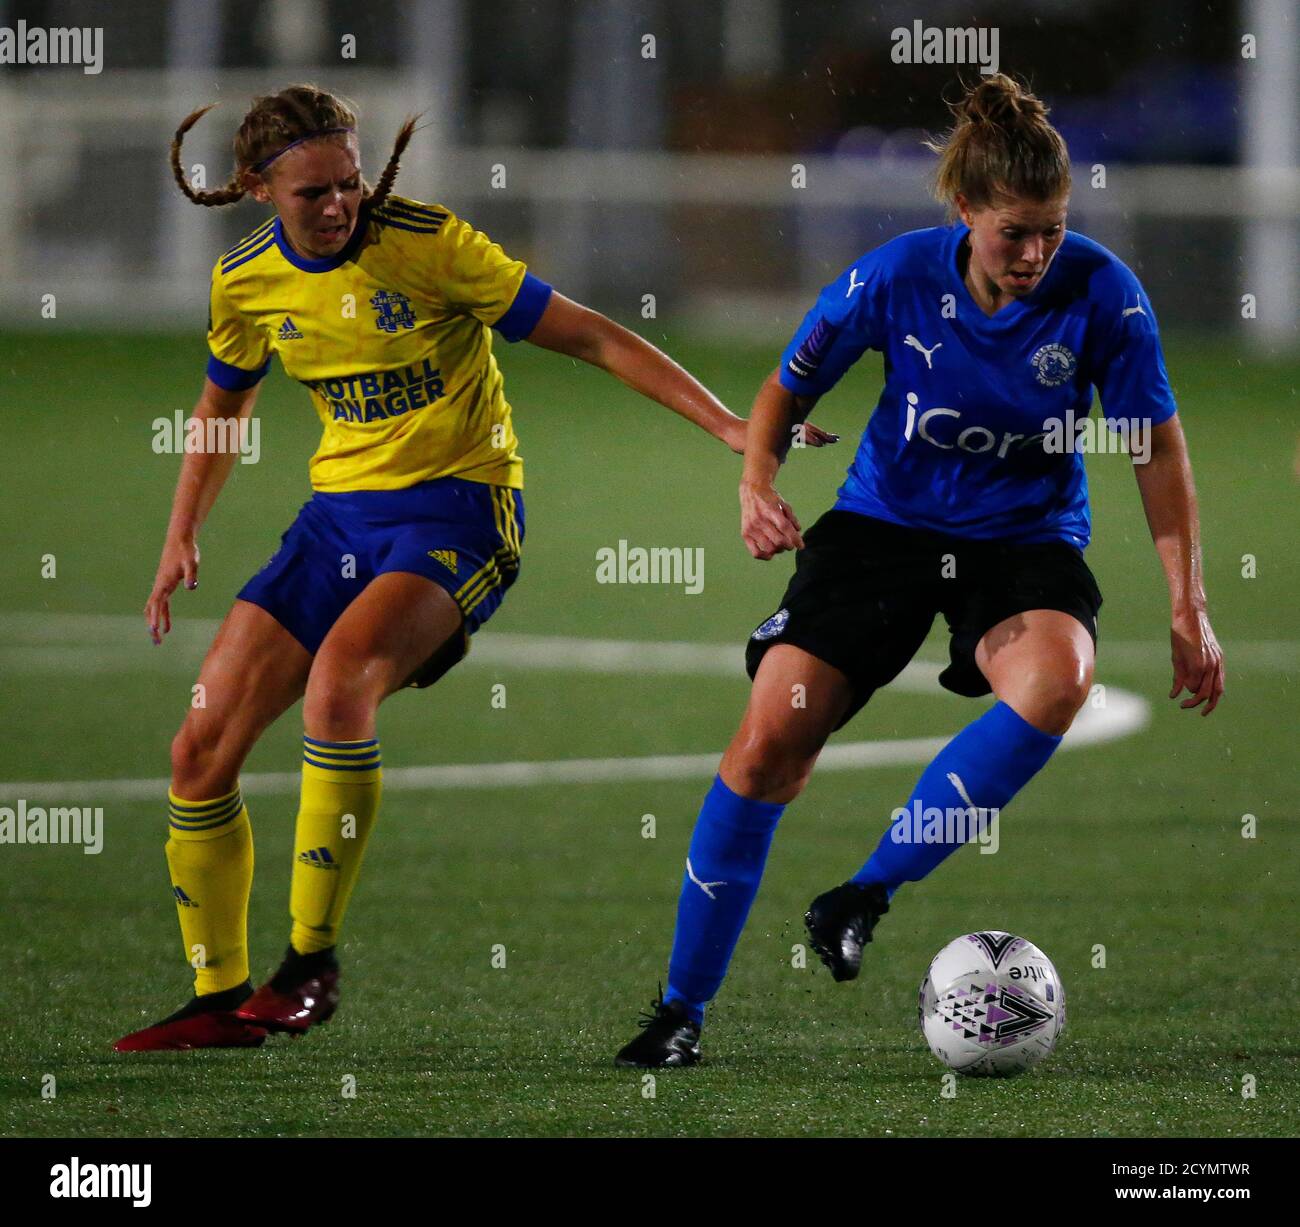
[{"left": 779, "top": 223, "right": 1178, "bottom": 547}]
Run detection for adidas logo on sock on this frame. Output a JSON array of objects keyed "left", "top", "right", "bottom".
[
  {"left": 297, "top": 846, "right": 339, "bottom": 870},
  {"left": 173, "top": 885, "right": 198, "bottom": 907}
]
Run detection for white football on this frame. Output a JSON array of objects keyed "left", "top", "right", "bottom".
[{"left": 918, "top": 931, "right": 1065, "bottom": 1077}]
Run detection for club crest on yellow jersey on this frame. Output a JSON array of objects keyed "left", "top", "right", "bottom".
[{"left": 370, "top": 289, "right": 416, "bottom": 333}]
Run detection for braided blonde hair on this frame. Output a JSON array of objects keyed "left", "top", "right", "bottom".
[{"left": 170, "top": 83, "right": 416, "bottom": 209}]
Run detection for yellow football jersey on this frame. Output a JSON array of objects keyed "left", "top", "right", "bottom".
[{"left": 206, "top": 194, "right": 552, "bottom": 492}]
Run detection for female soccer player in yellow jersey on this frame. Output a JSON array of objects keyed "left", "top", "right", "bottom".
[{"left": 114, "top": 83, "right": 837, "bottom": 1051}]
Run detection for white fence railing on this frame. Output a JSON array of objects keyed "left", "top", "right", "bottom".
[{"left": 1, "top": 70, "right": 1297, "bottom": 344}]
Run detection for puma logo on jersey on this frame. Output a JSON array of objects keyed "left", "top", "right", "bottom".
[
  {"left": 686, "top": 857, "right": 726, "bottom": 900},
  {"left": 427, "top": 548, "right": 458, "bottom": 573},
  {"left": 904, "top": 334, "right": 942, "bottom": 368},
  {"left": 278, "top": 316, "right": 304, "bottom": 340},
  {"left": 1121, "top": 302, "right": 1146, "bottom": 318},
  {"left": 846, "top": 267, "right": 865, "bottom": 296}
]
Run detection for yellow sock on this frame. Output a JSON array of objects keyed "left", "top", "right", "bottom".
[
  {"left": 289, "top": 735, "right": 382, "bottom": 955},
  {"left": 166, "top": 786, "right": 254, "bottom": 995}
]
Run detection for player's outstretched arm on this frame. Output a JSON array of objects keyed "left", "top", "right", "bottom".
[
  {"left": 739, "top": 368, "right": 822, "bottom": 561},
  {"left": 525, "top": 290, "right": 837, "bottom": 455},
  {"left": 1132, "top": 414, "right": 1225, "bottom": 715},
  {"left": 144, "top": 378, "right": 260, "bottom": 645}
]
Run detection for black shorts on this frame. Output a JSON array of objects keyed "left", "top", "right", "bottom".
[{"left": 744, "top": 510, "right": 1102, "bottom": 729}]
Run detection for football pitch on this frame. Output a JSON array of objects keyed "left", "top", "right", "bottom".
[{"left": 0, "top": 329, "right": 1295, "bottom": 1138}]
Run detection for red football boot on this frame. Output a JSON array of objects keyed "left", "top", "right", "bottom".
[
  {"left": 235, "top": 946, "right": 340, "bottom": 1036},
  {"left": 114, "top": 982, "right": 268, "bottom": 1052}
]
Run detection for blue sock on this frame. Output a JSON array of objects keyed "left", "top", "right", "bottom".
[
  {"left": 852, "top": 701, "right": 1061, "bottom": 897},
  {"left": 664, "top": 775, "right": 785, "bottom": 1023}
]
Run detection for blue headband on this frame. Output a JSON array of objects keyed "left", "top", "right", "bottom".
[{"left": 252, "top": 126, "right": 355, "bottom": 174}]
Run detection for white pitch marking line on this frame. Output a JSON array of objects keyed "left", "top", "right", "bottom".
[
  {"left": 0, "top": 613, "right": 1294, "bottom": 672},
  {"left": 0, "top": 667, "right": 1150, "bottom": 804}
]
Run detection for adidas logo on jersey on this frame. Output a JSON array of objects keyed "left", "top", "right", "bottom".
[
  {"left": 427, "top": 548, "right": 458, "bottom": 573},
  {"left": 278, "top": 316, "right": 304, "bottom": 340},
  {"left": 173, "top": 885, "right": 198, "bottom": 907},
  {"left": 297, "top": 846, "right": 339, "bottom": 870}
]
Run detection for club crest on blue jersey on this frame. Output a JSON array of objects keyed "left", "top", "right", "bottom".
[
  {"left": 752, "top": 608, "right": 789, "bottom": 641},
  {"left": 1030, "top": 343, "right": 1077, "bottom": 387},
  {"left": 370, "top": 289, "right": 416, "bottom": 333}
]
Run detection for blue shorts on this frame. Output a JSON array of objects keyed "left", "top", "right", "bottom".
[{"left": 238, "top": 476, "right": 524, "bottom": 687}]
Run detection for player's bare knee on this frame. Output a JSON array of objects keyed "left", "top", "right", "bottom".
[
  {"left": 726, "top": 759, "right": 808, "bottom": 802},
  {"left": 725, "top": 731, "right": 816, "bottom": 801},
  {"left": 170, "top": 712, "right": 208, "bottom": 759},
  {"left": 302, "top": 670, "right": 377, "bottom": 740},
  {"left": 1023, "top": 667, "right": 1091, "bottom": 735},
  {"left": 169, "top": 720, "right": 235, "bottom": 798},
  {"left": 1059, "top": 658, "right": 1094, "bottom": 721}
]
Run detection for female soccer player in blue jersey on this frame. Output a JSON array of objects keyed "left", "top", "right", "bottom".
[
  {"left": 615, "top": 74, "right": 1225, "bottom": 1068},
  {"left": 115, "top": 84, "right": 835, "bottom": 1052}
]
